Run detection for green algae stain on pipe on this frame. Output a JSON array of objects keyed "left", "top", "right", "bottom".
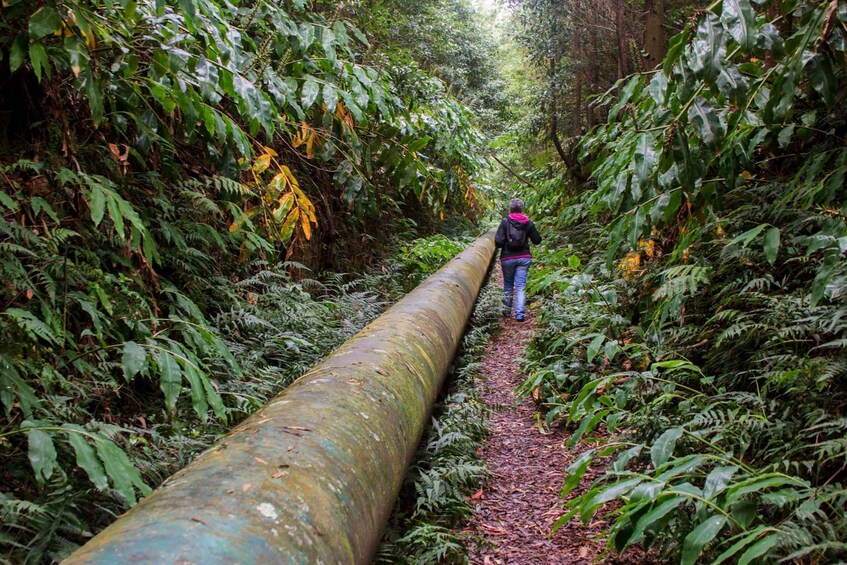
[{"left": 64, "top": 230, "right": 496, "bottom": 565}]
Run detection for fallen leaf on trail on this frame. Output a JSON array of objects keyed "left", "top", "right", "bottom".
[
  {"left": 470, "top": 489, "right": 484, "bottom": 500},
  {"left": 241, "top": 483, "right": 252, "bottom": 492}
]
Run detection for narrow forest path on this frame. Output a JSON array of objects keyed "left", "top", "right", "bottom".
[{"left": 463, "top": 275, "right": 645, "bottom": 564}]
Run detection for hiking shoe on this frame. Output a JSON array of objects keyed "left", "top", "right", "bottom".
[{"left": 515, "top": 317, "right": 525, "bottom": 323}]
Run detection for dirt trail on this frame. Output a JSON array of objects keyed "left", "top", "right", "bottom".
[{"left": 463, "top": 277, "right": 645, "bottom": 564}]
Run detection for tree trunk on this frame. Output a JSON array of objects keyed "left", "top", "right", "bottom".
[
  {"left": 587, "top": 31, "right": 599, "bottom": 127},
  {"left": 574, "top": 73, "right": 583, "bottom": 135},
  {"left": 573, "top": 0, "right": 583, "bottom": 134},
  {"left": 550, "top": 96, "right": 589, "bottom": 183},
  {"left": 550, "top": 95, "right": 569, "bottom": 165},
  {"left": 643, "top": 0, "right": 665, "bottom": 69},
  {"left": 615, "top": 0, "right": 630, "bottom": 80}
]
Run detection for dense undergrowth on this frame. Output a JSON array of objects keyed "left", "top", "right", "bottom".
[
  {"left": 519, "top": 0, "right": 847, "bottom": 563},
  {"left": 0, "top": 0, "right": 491, "bottom": 560},
  {"left": 0, "top": 234, "right": 462, "bottom": 562},
  {"left": 378, "top": 273, "right": 501, "bottom": 564}
]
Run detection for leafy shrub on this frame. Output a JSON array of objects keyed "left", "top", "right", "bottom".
[
  {"left": 1, "top": 0, "right": 489, "bottom": 561},
  {"left": 518, "top": 0, "right": 847, "bottom": 561},
  {"left": 396, "top": 235, "right": 471, "bottom": 287}
]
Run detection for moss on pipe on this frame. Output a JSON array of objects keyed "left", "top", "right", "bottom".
[{"left": 64, "top": 230, "right": 495, "bottom": 565}]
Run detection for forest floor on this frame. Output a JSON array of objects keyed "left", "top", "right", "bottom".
[{"left": 462, "top": 275, "right": 649, "bottom": 564}]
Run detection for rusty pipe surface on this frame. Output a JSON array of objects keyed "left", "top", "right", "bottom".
[{"left": 64, "top": 230, "right": 496, "bottom": 565}]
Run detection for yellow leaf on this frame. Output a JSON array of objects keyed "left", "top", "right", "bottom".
[
  {"left": 86, "top": 29, "right": 96, "bottom": 50},
  {"left": 299, "top": 198, "right": 317, "bottom": 222},
  {"left": 291, "top": 185, "right": 307, "bottom": 201},
  {"left": 280, "top": 209, "right": 300, "bottom": 241},
  {"left": 305, "top": 205, "right": 317, "bottom": 223},
  {"left": 253, "top": 154, "right": 271, "bottom": 174},
  {"left": 270, "top": 172, "right": 287, "bottom": 191},
  {"left": 263, "top": 146, "right": 278, "bottom": 157},
  {"left": 305, "top": 132, "right": 315, "bottom": 159},
  {"left": 273, "top": 193, "right": 294, "bottom": 221},
  {"left": 300, "top": 211, "right": 312, "bottom": 240},
  {"left": 280, "top": 165, "right": 299, "bottom": 189}
]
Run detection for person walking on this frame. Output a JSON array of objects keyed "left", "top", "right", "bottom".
[{"left": 495, "top": 198, "right": 542, "bottom": 322}]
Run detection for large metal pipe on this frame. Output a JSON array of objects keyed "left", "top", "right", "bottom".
[{"left": 65, "top": 230, "right": 496, "bottom": 565}]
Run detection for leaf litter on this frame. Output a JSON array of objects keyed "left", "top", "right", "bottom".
[{"left": 462, "top": 274, "right": 653, "bottom": 564}]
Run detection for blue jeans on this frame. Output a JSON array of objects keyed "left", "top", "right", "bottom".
[{"left": 501, "top": 257, "right": 531, "bottom": 320}]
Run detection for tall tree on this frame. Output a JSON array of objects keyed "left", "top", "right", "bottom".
[{"left": 643, "top": 0, "right": 666, "bottom": 68}]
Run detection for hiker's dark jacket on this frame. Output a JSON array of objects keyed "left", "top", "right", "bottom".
[{"left": 495, "top": 213, "right": 542, "bottom": 261}]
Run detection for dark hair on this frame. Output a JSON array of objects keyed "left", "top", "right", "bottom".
[{"left": 509, "top": 198, "right": 524, "bottom": 213}]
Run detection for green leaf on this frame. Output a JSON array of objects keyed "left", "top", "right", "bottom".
[
  {"left": 322, "top": 83, "right": 338, "bottom": 111},
  {"left": 763, "top": 226, "right": 780, "bottom": 265},
  {"left": 726, "top": 473, "right": 806, "bottom": 506},
  {"left": 28, "top": 6, "right": 63, "bottom": 39},
  {"left": 626, "top": 495, "right": 686, "bottom": 548},
  {"left": 321, "top": 27, "right": 337, "bottom": 65},
  {"left": 728, "top": 223, "right": 767, "bottom": 247},
  {"left": 721, "top": 0, "right": 755, "bottom": 51},
  {"left": 582, "top": 477, "right": 643, "bottom": 518},
  {"left": 301, "top": 76, "right": 320, "bottom": 110},
  {"left": 64, "top": 425, "right": 109, "bottom": 490},
  {"left": 634, "top": 133, "right": 657, "bottom": 185},
  {"left": 613, "top": 445, "right": 642, "bottom": 472},
  {"left": 0, "top": 190, "right": 18, "bottom": 212},
  {"left": 121, "top": 342, "right": 146, "bottom": 381},
  {"left": 3, "top": 308, "right": 58, "bottom": 344},
  {"left": 26, "top": 426, "right": 57, "bottom": 483},
  {"left": 106, "top": 194, "right": 125, "bottom": 236},
  {"left": 9, "top": 34, "right": 27, "bottom": 73},
  {"left": 713, "top": 528, "right": 774, "bottom": 564},
  {"left": 737, "top": 533, "right": 780, "bottom": 565},
  {"left": 731, "top": 500, "right": 757, "bottom": 528},
  {"left": 29, "top": 42, "right": 49, "bottom": 82},
  {"left": 804, "top": 51, "right": 836, "bottom": 107},
  {"left": 95, "top": 439, "right": 151, "bottom": 506},
  {"left": 586, "top": 334, "right": 604, "bottom": 363},
  {"left": 89, "top": 185, "right": 106, "bottom": 226},
  {"left": 682, "top": 515, "right": 727, "bottom": 565},
  {"left": 777, "top": 124, "right": 794, "bottom": 148},
  {"left": 651, "top": 426, "right": 683, "bottom": 468},
  {"left": 561, "top": 449, "right": 596, "bottom": 497},
  {"left": 716, "top": 65, "right": 748, "bottom": 102},
  {"left": 83, "top": 70, "right": 105, "bottom": 125},
  {"left": 157, "top": 350, "right": 182, "bottom": 410},
  {"left": 665, "top": 27, "right": 691, "bottom": 75},
  {"left": 704, "top": 466, "right": 739, "bottom": 499},
  {"left": 181, "top": 362, "right": 209, "bottom": 419},
  {"left": 687, "top": 13, "right": 724, "bottom": 80},
  {"left": 688, "top": 97, "right": 723, "bottom": 146}
]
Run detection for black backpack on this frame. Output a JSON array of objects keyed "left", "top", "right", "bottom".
[{"left": 506, "top": 219, "right": 529, "bottom": 250}]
